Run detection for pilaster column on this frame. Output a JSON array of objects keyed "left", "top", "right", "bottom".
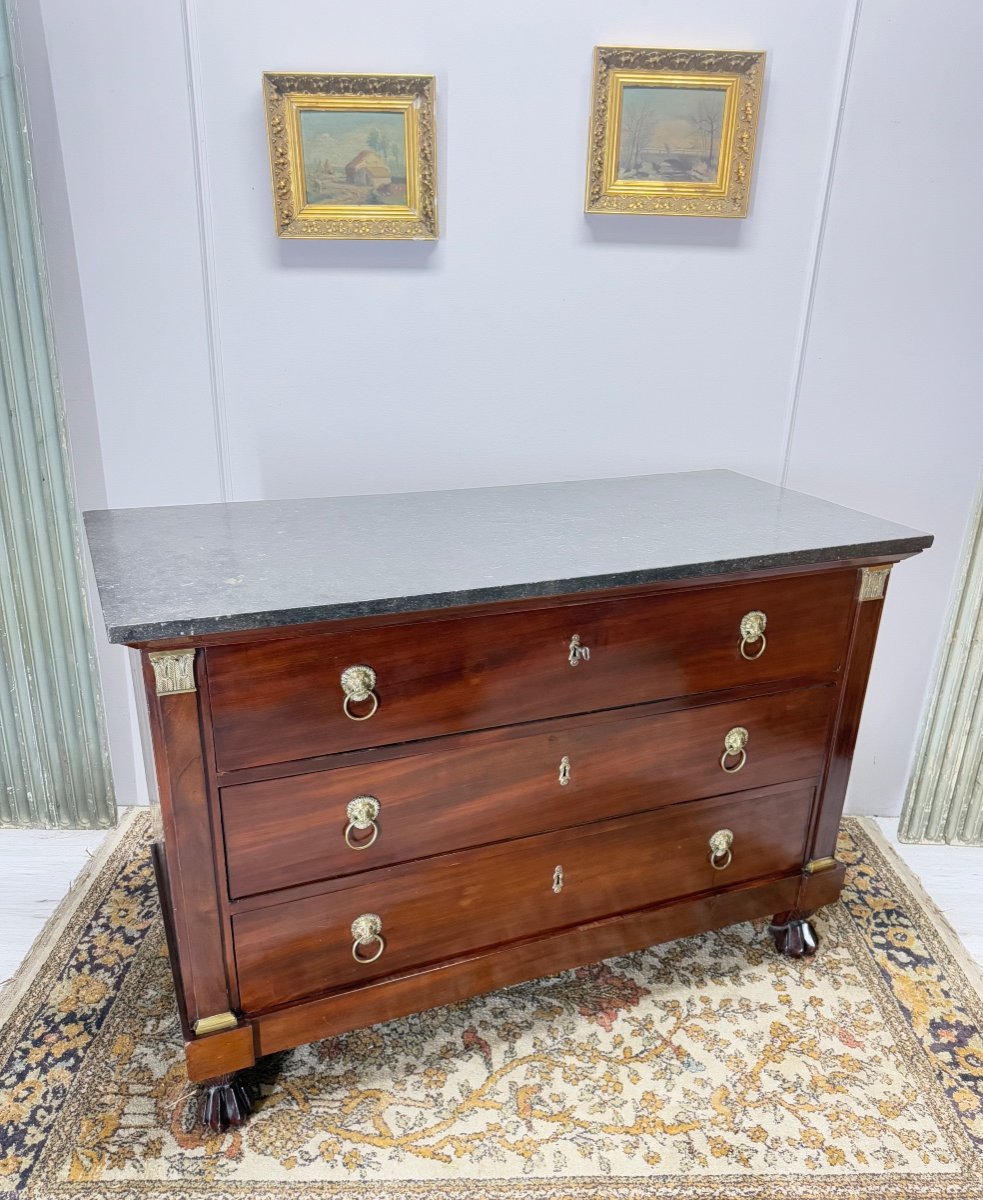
[
  {"left": 900, "top": 484, "right": 983, "bottom": 845},
  {"left": 0, "top": 1, "right": 114, "bottom": 827}
]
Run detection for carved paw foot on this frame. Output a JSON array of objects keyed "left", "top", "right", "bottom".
[
  {"left": 768, "top": 912, "right": 819, "bottom": 958},
  {"left": 199, "top": 1072, "right": 254, "bottom": 1132}
]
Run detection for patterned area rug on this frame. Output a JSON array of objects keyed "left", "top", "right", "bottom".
[{"left": 2, "top": 812, "right": 983, "bottom": 1199}]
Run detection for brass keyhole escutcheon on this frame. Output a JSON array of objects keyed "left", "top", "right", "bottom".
[
  {"left": 558, "top": 756, "right": 571, "bottom": 786},
  {"left": 568, "top": 634, "right": 591, "bottom": 667},
  {"left": 552, "top": 865, "right": 565, "bottom": 893}
]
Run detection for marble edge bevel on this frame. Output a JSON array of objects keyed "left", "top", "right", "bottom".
[{"left": 101, "top": 534, "right": 934, "bottom": 646}]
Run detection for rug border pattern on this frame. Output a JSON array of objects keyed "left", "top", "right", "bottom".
[{"left": 3, "top": 813, "right": 983, "bottom": 1200}]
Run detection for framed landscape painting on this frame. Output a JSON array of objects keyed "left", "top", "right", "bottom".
[
  {"left": 585, "top": 47, "right": 765, "bottom": 218},
  {"left": 263, "top": 73, "right": 437, "bottom": 239}
]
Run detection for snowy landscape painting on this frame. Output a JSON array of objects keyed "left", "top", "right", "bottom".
[
  {"left": 585, "top": 48, "right": 764, "bottom": 218},
  {"left": 617, "top": 85, "right": 727, "bottom": 184}
]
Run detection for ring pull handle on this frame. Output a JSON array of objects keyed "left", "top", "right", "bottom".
[
  {"left": 739, "top": 611, "right": 767, "bottom": 661},
  {"left": 351, "top": 913, "right": 385, "bottom": 964},
  {"left": 344, "top": 795, "right": 380, "bottom": 850},
  {"left": 708, "top": 828, "right": 734, "bottom": 871},
  {"left": 568, "top": 634, "right": 591, "bottom": 667},
  {"left": 340, "top": 664, "right": 379, "bottom": 721},
  {"left": 720, "top": 726, "right": 749, "bottom": 774}
]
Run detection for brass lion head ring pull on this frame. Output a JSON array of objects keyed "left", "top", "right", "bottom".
[
  {"left": 739, "top": 610, "right": 767, "bottom": 660},
  {"left": 708, "top": 828, "right": 734, "bottom": 871},
  {"left": 720, "top": 726, "right": 749, "bottom": 773},
  {"left": 351, "top": 913, "right": 385, "bottom": 964},
  {"left": 340, "top": 664, "right": 379, "bottom": 721},
  {"left": 345, "top": 795, "right": 380, "bottom": 850}
]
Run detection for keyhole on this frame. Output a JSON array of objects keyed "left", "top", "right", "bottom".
[
  {"left": 568, "top": 634, "right": 590, "bottom": 666},
  {"left": 558, "top": 756, "right": 571, "bottom": 786},
  {"left": 552, "top": 865, "right": 564, "bottom": 893}
]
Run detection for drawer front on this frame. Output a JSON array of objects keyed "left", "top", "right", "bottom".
[
  {"left": 233, "top": 783, "right": 814, "bottom": 1012},
  {"left": 222, "top": 686, "right": 834, "bottom": 898},
  {"left": 208, "top": 570, "right": 855, "bottom": 771}
]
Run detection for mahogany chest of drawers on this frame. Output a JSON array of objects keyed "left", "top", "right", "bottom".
[{"left": 84, "top": 470, "right": 931, "bottom": 1129}]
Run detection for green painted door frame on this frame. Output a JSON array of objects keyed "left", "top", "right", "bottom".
[
  {"left": 900, "top": 481, "right": 983, "bottom": 846},
  {"left": 0, "top": 0, "right": 114, "bottom": 827}
]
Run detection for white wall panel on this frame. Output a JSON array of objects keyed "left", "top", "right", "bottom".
[
  {"left": 189, "top": 0, "right": 852, "bottom": 500},
  {"left": 34, "top": 0, "right": 223, "bottom": 509},
  {"left": 19, "top": 0, "right": 981, "bottom": 817},
  {"left": 14, "top": 0, "right": 143, "bottom": 804},
  {"left": 787, "top": 0, "right": 983, "bottom": 817}
]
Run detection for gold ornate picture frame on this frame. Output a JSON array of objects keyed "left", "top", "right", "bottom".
[
  {"left": 263, "top": 72, "right": 437, "bottom": 239},
  {"left": 586, "top": 47, "right": 765, "bottom": 218}
]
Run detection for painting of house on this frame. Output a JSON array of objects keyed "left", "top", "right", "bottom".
[
  {"left": 345, "top": 150, "right": 391, "bottom": 188},
  {"left": 305, "top": 160, "right": 335, "bottom": 195},
  {"left": 299, "top": 108, "right": 406, "bottom": 206}
]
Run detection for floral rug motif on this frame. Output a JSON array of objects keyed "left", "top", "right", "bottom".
[{"left": 2, "top": 811, "right": 983, "bottom": 1198}]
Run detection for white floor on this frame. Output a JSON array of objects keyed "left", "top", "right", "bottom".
[
  {"left": 0, "top": 825, "right": 111, "bottom": 986},
  {"left": 0, "top": 815, "right": 981, "bottom": 994}
]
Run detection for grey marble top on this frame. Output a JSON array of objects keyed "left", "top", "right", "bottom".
[{"left": 83, "top": 470, "right": 932, "bottom": 645}]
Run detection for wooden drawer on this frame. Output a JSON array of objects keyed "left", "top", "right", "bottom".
[
  {"left": 233, "top": 782, "right": 814, "bottom": 1012},
  {"left": 222, "top": 686, "right": 834, "bottom": 898},
  {"left": 208, "top": 570, "right": 855, "bottom": 771}
]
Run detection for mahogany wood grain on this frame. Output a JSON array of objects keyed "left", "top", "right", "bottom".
[
  {"left": 221, "top": 686, "right": 834, "bottom": 899},
  {"left": 155, "top": 839, "right": 255, "bottom": 1083},
  {"left": 233, "top": 783, "right": 813, "bottom": 1013},
  {"left": 141, "top": 653, "right": 232, "bottom": 1027},
  {"left": 213, "top": 675, "right": 834, "bottom": 789},
  {"left": 808, "top": 569, "right": 887, "bottom": 863},
  {"left": 132, "top": 556, "right": 924, "bottom": 1090},
  {"left": 194, "top": 670, "right": 242, "bottom": 1013},
  {"left": 207, "top": 571, "right": 857, "bottom": 771},
  {"left": 797, "top": 862, "right": 847, "bottom": 911},
  {"left": 252, "top": 871, "right": 804, "bottom": 1058},
  {"left": 184, "top": 1024, "right": 256, "bottom": 1083},
  {"left": 150, "top": 842, "right": 191, "bottom": 1041}
]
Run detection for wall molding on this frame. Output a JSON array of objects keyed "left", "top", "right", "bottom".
[
  {"left": 180, "top": 0, "right": 233, "bottom": 501},
  {"left": 0, "top": 0, "right": 114, "bottom": 827},
  {"left": 780, "top": 0, "right": 864, "bottom": 485},
  {"left": 899, "top": 477, "right": 983, "bottom": 845}
]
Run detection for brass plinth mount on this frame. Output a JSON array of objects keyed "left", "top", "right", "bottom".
[
  {"left": 859, "top": 565, "right": 892, "bottom": 602},
  {"left": 804, "top": 855, "right": 838, "bottom": 875},
  {"left": 149, "top": 649, "right": 197, "bottom": 696},
  {"left": 340, "top": 664, "right": 379, "bottom": 721},
  {"left": 193, "top": 1010, "right": 238, "bottom": 1037},
  {"left": 351, "top": 913, "right": 385, "bottom": 963},
  {"left": 720, "top": 726, "right": 749, "bottom": 773}
]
